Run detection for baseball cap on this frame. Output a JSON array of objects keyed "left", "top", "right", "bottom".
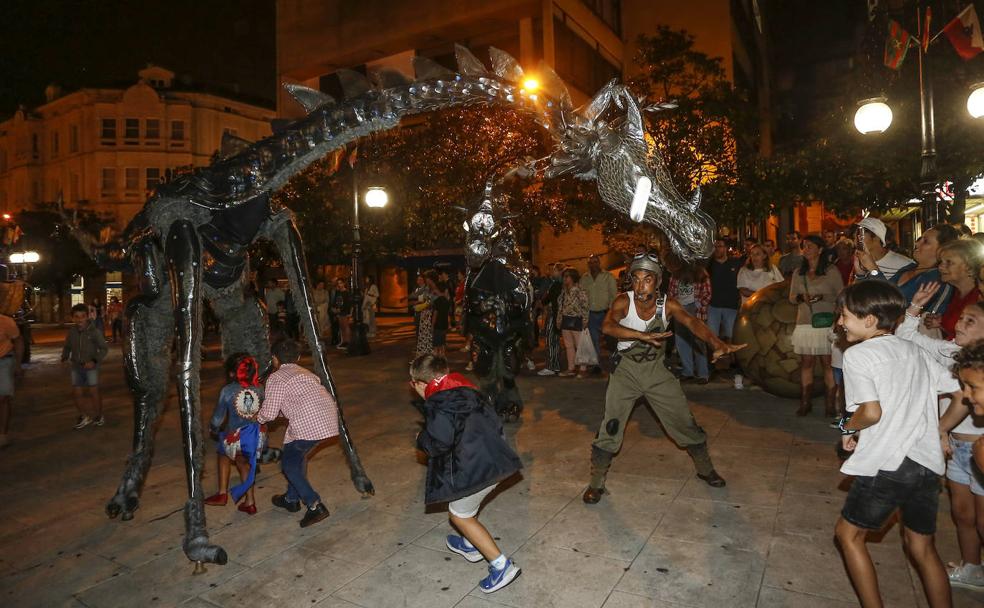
[{"left": 857, "top": 217, "right": 887, "bottom": 245}]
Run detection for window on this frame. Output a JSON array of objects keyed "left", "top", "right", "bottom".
[
  {"left": 100, "top": 118, "right": 116, "bottom": 139},
  {"left": 171, "top": 120, "right": 185, "bottom": 141},
  {"left": 145, "top": 119, "right": 160, "bottom": 140},
  {"left": 145, "top": 167, "right": 161, "bottom": 191},
  {"left": 70, "top": 125, "right": 79, "bottom": 152},
  {"left": 124, "top": 168, "right": 139, "bottom": 190},
  {"left": 124, "top": 118, "right": 139, "bottom": 141},
  {"left": 101, "top": 168, "right": 116, "bottom": 193},
  {"left": 51, "top": 131, "right": 59, "bottom": 157}
]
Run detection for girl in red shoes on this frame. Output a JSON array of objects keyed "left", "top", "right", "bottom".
[{"left": 204, "top": 353, "right": 266, "bottom": 515}]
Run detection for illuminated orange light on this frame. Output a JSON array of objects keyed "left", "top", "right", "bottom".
[{"left": 522, "top": 78, "right": 540, "bottom": 92}]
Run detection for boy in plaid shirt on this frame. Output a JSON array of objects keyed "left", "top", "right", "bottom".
[{"left": 257, "top": 339, "right": 338, "bottom": 528}]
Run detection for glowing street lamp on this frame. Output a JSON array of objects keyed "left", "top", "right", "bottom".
[
  {"left": 854, "top": 98, "right": 893, "bottom": 134},
  {"left": 969, "top": 83, "right": 984, "bottom": 119},
  {"left": 364, "top": 187, "right": 388, "bottom": 208}
]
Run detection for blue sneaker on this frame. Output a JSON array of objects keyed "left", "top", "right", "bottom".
[
  {"left": 480, "top": 559, "right": 521, "bottom": 593},
  {"left": 446, "top": 535, "right": 483, "bottom": 563}
]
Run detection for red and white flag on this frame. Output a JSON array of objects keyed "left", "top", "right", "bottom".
[{"left": 942, "top": 4, "right": 983, "bottom": 60}]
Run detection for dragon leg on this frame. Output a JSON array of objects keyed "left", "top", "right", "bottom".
[
  {"left": 210, "top": 277, "right": 272, "bottom": 372},
  {"left": 269, "top": 214, "right": 374, "bottom": 497},
  {"left": 165, "top": 220, "right": 226, "bottom": 565},
  {"left": 107, "top": 241, "right": 172, "bottom": 522}
]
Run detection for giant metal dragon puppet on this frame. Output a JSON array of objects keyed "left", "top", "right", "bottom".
[{"left": 62, "top": 45, "right": 715, "bottom": 567}]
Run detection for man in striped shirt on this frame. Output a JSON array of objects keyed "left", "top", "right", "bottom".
[{"left": 257, "top": 339, "right": 338, "bottom": 527}]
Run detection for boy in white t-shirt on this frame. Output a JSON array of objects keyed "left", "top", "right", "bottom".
[{"left": 833, "top": 281, "right": 959, "bottom": 608}]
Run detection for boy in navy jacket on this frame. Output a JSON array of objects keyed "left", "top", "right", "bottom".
[{"left": 411, "top": 354, "right": 523, "bottom": 593}]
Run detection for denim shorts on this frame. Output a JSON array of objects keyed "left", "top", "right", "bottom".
[
  {"left": 71, "top": 365, "right": 99, "bottom": 387},
  {"left": 832, "top": 367, "right": 843, "bottom": 386},
  {"left": 947, "top": 438, "right": 984, "bottom": 496},
  {"left": 841, "top": 457, "right": 940, "bottom": 535}
]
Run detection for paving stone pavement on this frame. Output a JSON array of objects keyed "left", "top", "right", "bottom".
[{"left": 2, "top": 323, "right": 984, "bottom": 607}]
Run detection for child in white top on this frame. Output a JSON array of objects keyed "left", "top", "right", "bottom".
[
  {"left": 897, "top": 281, "right": 984, "bottom": 589},
  {"left": 834, "top": 281, "right": 960, "bottom": 608}
]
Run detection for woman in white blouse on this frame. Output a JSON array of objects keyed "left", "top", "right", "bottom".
[{"left": 737, "top": 244, "right": 784, "bottom": 306}]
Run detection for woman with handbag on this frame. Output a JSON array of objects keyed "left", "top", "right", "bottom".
[
  {"left": 556, "top": 268, "right": 590, "bottom": 378},
  {"left": 788, "top": 235, "right": 843, "bottom": 416}
]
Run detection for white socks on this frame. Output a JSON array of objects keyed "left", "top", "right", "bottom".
[
  {"left": 490, "top": 554, "right": 508, "bottom": 570},
  {"left": 461, "top": 537, "right": 475, "bottom": 549}
]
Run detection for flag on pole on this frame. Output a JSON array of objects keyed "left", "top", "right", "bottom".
[
  {"left": 942, "top": 4, "right": 984, "bottom": 60},
  {"left": 922, "top": 6, "right": 932, "bottom": 52},
  {"left": 884, "top": 20, "right": 914, "bottom": 69}
]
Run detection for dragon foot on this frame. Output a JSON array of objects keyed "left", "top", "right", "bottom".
[
  {"left": 352, "top": 475, "right": 375, "bottom": 498},
  {"left": 183, "top": 535, "right": 228, "bottom": 566},
  {"left": 105, "top": 491, "right": 140, "bottom": 521}
]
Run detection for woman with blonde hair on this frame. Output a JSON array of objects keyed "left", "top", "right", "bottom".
[{"left": 931, "top": 238, "right": 984, "bottom": 340}]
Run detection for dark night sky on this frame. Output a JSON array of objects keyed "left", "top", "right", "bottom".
[{"left": 0, "top": 0, "right": 276, "bottom": 118}]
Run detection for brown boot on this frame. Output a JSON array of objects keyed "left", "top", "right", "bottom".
[
  {"left": 824, "top": 386, "right": 838, "bottom": 418},
  {"left": 797, "top": 383, "right": 813, "bottom": 416},
  {"left": 583, "top": 446, "right": 614, "bottom": 504},
  {"left": 686, "top": 443, "right": 726, "bottom": 487}
]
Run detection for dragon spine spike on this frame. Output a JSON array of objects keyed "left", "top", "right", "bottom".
[
  {"left": 335, "top": 69, "right": 373, "bottom": 99},
  {"left": 370, "top": 67, "right": 412, "bottom": 89},
  {"left": 535, "top": 61, "right": 572, "bottom": 111},
  {"left": 220, "top": 132, "right": 255, "bottom": 160},
  {"left": 454, "top": 44, "right": 488, "bottom": 77},
  {"left": 488, "top": 47, "right": 524, "bottom": 82},
  {"left": 411, "top": 55, "right": 454, "bottom": 80},
  {"left": 283, "top": 83, "right": 334, "bottom": 113}
]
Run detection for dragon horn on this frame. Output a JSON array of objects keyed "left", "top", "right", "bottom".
[
  {"left": 336, "top": 69, "right": 372, "bottom": 99},
  {"left": 412, "top": 55, "right": 454, "bottom": 80}
]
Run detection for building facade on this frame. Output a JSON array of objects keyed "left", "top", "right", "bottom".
[
  {"left": 0, "top": 66, "right": 275, "bottom": 321},
  {"left": 0, "top": 66, "right": 275, "bottom": 229},
  {"left": 276, "top": 0, "right": 769, "bottom": 275}
]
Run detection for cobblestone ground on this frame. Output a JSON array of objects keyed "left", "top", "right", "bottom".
[{"left": 1, "top": 320, "right": 983, "bottom": 607}]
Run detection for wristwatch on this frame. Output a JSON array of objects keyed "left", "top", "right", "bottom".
[
  {"left": 837, "top": 415, "right": 857, "bottom": 436},
  {"left": 866, "top": 269, "right": 881, "bottom": 278}
]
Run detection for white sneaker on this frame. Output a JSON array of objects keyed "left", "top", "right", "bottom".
[
  {"left": 74, "top": 415, "right": 94, "bottom": 430},
  {"left": 734, "top": 374, "right": 744, "bottom": 390},
  {"left": 525, "top": 359, "right": 536, "bottom": 371},
  {"left": 537, "top": 368, "right": 557, "bottom": 376},
  {"left": 93, "top": 415, "right": 105, "bottom": 427},
  {"left": 948, "top": 562, "right": 984, "bottom": 589}
]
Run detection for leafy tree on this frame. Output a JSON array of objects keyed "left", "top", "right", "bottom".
[
  {"left": 274, "top": 106, "right": 608, "bottom": 267},
  {"left": 627, "top": 26, "right": 760, "bottom": 225},
  {"left": 762, "top": 5, "right": 984, "bottom": 219}
]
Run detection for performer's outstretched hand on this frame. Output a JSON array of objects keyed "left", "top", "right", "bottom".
[
  {"left": 639, "top": 331, "right": 673, "bottom": 346},
  {"left": 711, "top": 343, "right": 746, "bottom": 362}
]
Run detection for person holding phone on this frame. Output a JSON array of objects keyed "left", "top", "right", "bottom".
[{"left": 853, "top": 217, "right": 914, "bottom": 281}]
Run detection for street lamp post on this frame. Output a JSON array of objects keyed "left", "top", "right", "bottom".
[
  {"left": 855, "top": 3, "right": 983, "bottom": 229},
  {"left": 347, "top": 170, "right": 387, "bottom": 357}
]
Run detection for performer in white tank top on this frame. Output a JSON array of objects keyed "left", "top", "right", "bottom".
[{"left": 617, "top": 291, "right": 666, "bottom": 352}]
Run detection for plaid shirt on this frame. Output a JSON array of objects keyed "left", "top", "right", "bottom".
[
  {"left": 256, "top": 364, "right": 339, "bottom": 443},
  {"left": 667, "top": 277, "right": 711, "bottom": 321}
]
